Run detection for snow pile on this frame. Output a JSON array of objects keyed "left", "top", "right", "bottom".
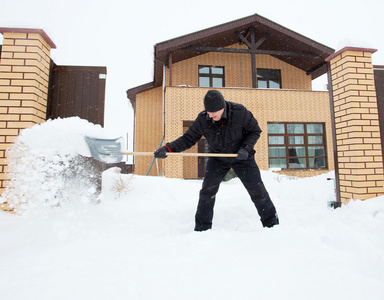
[
  {"left": 9, "top": 116, "right": 121, "bottom": 157},
  {"left": 0, "top": 117, "right": 384, "bottom": 300},
  {"left": 0, "top": 117, "right": 117, "bottom": 210}
]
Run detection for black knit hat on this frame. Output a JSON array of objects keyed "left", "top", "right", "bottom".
[{"left": 204, "top": 90, "right": 226, "bottom": 112}]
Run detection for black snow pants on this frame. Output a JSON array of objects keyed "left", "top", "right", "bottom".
[{"left": 195, "top": 154, "right": 278, "bottom": 231}]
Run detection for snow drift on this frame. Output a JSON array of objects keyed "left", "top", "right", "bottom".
[
  {"left": 0, "top": 117, "right": 383, "bottom": 300},
  {"left": 0, "top": 117, "right": 116, "bottom": 210}
]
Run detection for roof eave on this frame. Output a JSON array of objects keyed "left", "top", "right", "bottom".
[
  {"left": 128, "top": 13, "right": 335, "bottom": 101},
  {"left": 126, "top": 81, "right": 156, "bottom": 108}
]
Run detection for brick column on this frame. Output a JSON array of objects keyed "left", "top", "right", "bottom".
[
  {"left": 326, "top": 47, "right": 384, "bottom": 204},
  {"left": 0, "top": 28, "right": 56, "bottom": 200}
]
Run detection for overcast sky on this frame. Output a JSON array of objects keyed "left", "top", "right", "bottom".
[{"left": 2, "top": 0, "right": 384, "bottom": 145}]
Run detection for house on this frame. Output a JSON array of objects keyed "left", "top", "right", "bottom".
[
  {"left": 1, "top": 15, "right": 382, "bottom": 211},
  {"left": 127, "top": 14, "right": 336, "bottom": 180}
]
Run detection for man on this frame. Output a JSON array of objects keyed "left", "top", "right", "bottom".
[{"left": 154, "top": 90, "right": 279, "bottom": 231}]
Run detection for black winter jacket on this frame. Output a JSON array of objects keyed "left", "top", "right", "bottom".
[{"left": 166, "top": 101, "right": 262, "bottom": 154}]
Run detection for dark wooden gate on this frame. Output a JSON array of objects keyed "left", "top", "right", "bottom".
[
  {"left": 47, "top": 63, "right": 107, "bottom": 126},
  {"left": 374, "top": 66, "right": 384, "bottom": 161}
]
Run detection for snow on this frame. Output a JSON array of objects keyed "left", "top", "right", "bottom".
[{"left": 1, "top": 118, "right": 384, "bottom": 300}]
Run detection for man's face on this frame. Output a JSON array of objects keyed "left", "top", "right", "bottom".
[{"left": 207, "top": 108, "right": 225, "bottom": 121}]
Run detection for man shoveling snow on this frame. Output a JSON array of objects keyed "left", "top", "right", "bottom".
[{"left": 155, "top": 90, "right": 279, "bottom": 231}]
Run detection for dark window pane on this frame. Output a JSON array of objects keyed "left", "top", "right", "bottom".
[
  {"left": 288, "top": 146, "right": 305, "bottom": 157},
  {"left": 289, "top": 158, "right": 306, "bottom": 168},
  {"left": 257, "top": 69, "right": 281, "bottom": 89},
  {"left": 258, "top": 69, "right": 279, "bottom": 78}
]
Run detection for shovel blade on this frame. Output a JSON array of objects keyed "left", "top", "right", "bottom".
[{"left": 84, "top": 136, "right": 123, "bottom": 163}]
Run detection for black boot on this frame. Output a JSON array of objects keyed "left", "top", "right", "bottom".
[
  {"left": 262, "top": 213, "right": 279, "bottom": 228},
  {"left": 194, "top": 195, "right": 216, "bottom": 231}
]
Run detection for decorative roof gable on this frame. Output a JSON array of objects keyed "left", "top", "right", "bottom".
[{"left": 128, "top": 13, "right": 334, "bottom": 102}]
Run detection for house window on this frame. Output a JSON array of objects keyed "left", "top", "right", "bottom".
[
  {"left": 199, "top": 66, "right": 225, "bottom": 87},
  {"left": 268, "top": 122, "right": 327, "bottom": 170},
  {"left": 257, "top": 69, "right": 281, "bottom": 89}
]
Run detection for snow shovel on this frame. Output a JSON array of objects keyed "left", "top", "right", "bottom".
[{"left": 84, "top": 136, "right": 238, "bottom": 163}]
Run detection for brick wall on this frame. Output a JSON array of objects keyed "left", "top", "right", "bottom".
[
  {"left": 0, "top": 28, "right": 56, "bottom": 208},
  {"left": 162, "top": 87, "right": 333, "bottom": 179},
  {"left": 326, "top": 47, "right": 384, "bottom": 203}
]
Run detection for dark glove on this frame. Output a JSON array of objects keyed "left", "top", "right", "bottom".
[
  {"left": 236, "top": 148, "right": 249, "bottom": 160},
  {"left": 154, "top": 146, "right": 169, "bottom": 159}
]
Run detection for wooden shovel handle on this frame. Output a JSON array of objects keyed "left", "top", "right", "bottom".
[{"left": 122, "top": 152, "right": 238, "bottom": 158}]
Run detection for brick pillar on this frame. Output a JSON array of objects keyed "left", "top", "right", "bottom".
[
  {"left": 326, "top": 47, "right": 384, "bottom": 204},
  {"left": 0, "top": 28, "right": 56, "bottom": 201}
]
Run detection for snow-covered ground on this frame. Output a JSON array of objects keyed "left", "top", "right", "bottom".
[{"left": 1, "top": 118, "right": 384, "bottom": 300}]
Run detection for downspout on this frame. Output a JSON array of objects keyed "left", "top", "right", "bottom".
[
  {"left": 327, "top": 63, "right": 341, "bottom": 208},
  {"left": 146, "top": 62, "right": 166, "bottom": 175}
]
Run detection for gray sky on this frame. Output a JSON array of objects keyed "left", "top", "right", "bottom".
[{"left": 2, "top": 0, "right": 384, "bottom": 145}]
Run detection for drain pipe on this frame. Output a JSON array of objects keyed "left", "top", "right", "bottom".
[
  {"left": 327, "top": 63, "right": 341, "bottom": 208},
  {"left": 146, "top": 62, "right": 166, "bottom": 175}
]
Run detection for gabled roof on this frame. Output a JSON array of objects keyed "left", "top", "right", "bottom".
[{"left": 127, "top": 13, "right": 334, "bottom": 102}]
